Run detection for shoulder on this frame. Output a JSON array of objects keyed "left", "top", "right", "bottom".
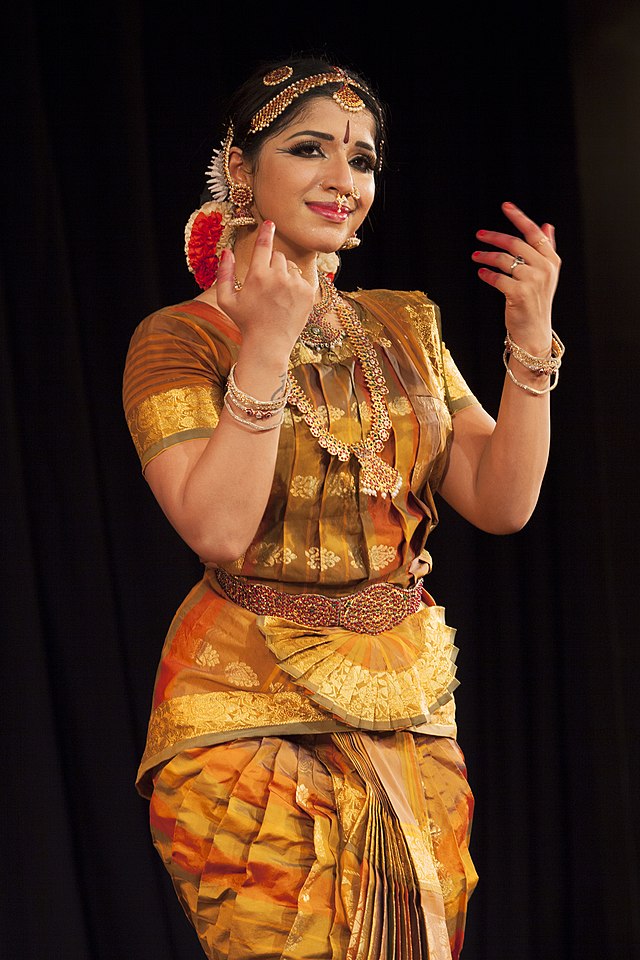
[
  {"left": 347, "top": 288, "right": 443, "bottom": 356},
  {"left": 127, "top": 298, "right": 241, "bottom": 351},
  {"left": 347, "top": 288, "right": 441, "bottom": 331}
]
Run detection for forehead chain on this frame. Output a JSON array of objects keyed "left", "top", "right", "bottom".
[{"left": 249, "top": 67, "right": 368, "bottom": 134}]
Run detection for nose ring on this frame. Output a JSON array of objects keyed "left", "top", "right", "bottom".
[{"left": 335, "top": 186, "right": 360, "bottom": 211}]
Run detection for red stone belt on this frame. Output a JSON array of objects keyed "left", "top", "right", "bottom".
[{"left": 215, "top": 568, "right": 424, "bottom": 635}]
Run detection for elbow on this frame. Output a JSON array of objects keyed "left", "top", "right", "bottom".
[
  {"left": 481, "top": 505, "right": 535, "bottom": 536},
  {"left": 188, "top": 525, "right": 254, "bottom": 566}
]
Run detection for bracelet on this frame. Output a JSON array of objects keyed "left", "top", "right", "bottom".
[
  {"left": 503, "top": 351, "right": 560, "bottom": 394},
  {"left": 504, "top": 329, "right": 565, "bottom": 376},
  {"left": 224, "top": 388, "right": 284, "bottom": 420},
  {"left": 226, "top": 363, "right": 289, "bottom": 420},
  {"left": 223, "top": 396, "right": 285, "bottom": 431}
]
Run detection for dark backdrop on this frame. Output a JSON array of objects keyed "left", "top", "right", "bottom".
[{"left": 3, "top": 2, "right": 638, "bottom": 958}]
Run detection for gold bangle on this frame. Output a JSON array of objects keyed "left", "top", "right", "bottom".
[
  {"left": 226, "top": 363, "right": 289, "bottom": 414},
  {"left": 503, "top": 350, "right": 559, "bottom": 395},
  {"left": 223, "top": 396, "right": 284, "bottom": 431},
  {"left": 504, "top": 328, "right": 565, "bottom": 376},
  {"left": 224, "top": 388, "right": 285, "bottom": 421}
]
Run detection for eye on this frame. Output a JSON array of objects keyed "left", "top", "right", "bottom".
[
  {"left": 285, "top": 139, "right": 326, "bottom": 158},
  {"left": 350, "top": 154, "right": 376, "bottom": 173}
]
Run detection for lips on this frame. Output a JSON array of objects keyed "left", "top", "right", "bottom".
[{"left": 306, "top": 202, "right": 352, "bottom": 222}]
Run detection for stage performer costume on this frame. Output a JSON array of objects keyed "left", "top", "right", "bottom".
[{"left": 123, "top": 288, "right": 480, "bottom": 959}]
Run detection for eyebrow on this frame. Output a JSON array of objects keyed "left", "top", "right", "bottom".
[{"left": 284, "top": 129, "right": 376, "bottom": 153}]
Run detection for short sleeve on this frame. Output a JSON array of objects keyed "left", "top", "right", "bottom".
[
  {"left": 440, "top": 342, "right": 477, "bottom": 415},
  {"left": 122, "top": 303, "right": 234, "bottom": 473},
  {"left": 394, "top": 290, "right": 478, "bottom": 415}
]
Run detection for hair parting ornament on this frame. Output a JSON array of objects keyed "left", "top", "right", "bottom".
[
  {"left": 185, "top": 63, "right": 375, "bottom": 289},
  {"left": 249, "top": 66, "right": 367, "bottom": 132}
]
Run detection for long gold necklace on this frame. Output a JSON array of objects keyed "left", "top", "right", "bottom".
[{"left": 288, "top": 280, "right": 402, "bottom": 499}]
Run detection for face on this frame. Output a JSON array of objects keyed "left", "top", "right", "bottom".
[{"left": 234, "top": 97, "right": 378, "bottom": 261}]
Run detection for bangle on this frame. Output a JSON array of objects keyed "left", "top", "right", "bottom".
[
  {"left": 223, "top": 396, "right": 285, "bottom": 431},
  {"left": 227, "top": 363, "right": 289, "bottom": 412},
  {"left": 504, "top": 329, "right": 565, "bottom": 376},
  {"left": 225, "top": 363, "right": 289, "bottom": 420},
  {"left": 503, "top": 351, "right": 560, "bottom": 394}
]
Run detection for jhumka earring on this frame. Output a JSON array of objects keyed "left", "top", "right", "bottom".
[
  {"left": 340, "top": 234, "right": 361, "bottom": 250},
  {"left": 218, "top": 123, "right": 257, "bottom": 228},
  {"left": 228, "top": 180, "right": 256, "bottom": 228}
]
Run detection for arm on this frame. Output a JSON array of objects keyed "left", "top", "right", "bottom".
[
  {"left": 144, "top": 222, "right": 314, "bottom": 563},
  {"left": 439, "top": 202, "right": 561, "bottom": 534}
]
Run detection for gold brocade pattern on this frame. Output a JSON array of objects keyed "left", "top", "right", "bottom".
[
  {"left": 305, "top": 547, "right": 341, "bottom": 570},
  {"left": 290, "top": 475, "right": 322, "bottom": 498},
  {"left": 257, "top": 604, "right": 459, "bottom": 730},
  {"left": 368, "top": 543, "right": 398, "bottom": 571},
  {"left": 194, "top": 640, "right": 220, "bottom": 668},
  {"left": 326, "top": 471, "right": 356, "bottom": 498},
  {"left": 442, "top": 346, "right": 474, "bottom": 406},
  {"left": 126, "top": 384, "right": 222, "bottom": 468},
  {"left": 142, "top": 691, "right": 336, "bottom": 761},
  {"left": 246, "top": 541, "right": 298, "bottom": 566},
  {"left": 403, "top": 300, "right": 444, "bottom": 387},
  {"left": 223, "top": 661, "right": 259, "bottom": 687}
]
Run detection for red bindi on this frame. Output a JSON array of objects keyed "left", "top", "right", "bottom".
[{"left": 343, "top": 121, "right": 350, "bottom": 144}]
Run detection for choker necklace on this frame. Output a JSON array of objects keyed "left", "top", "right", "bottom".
[
  {"left": 288, "top": 277, "right": 402, "bottom": 499},
  {"left": 300, "top": 273, "right": 345, "bottom": 349}
]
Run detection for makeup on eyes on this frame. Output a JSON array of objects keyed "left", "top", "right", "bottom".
[{"left": 277, "top": 137, "right": 377, "bottom": 171}]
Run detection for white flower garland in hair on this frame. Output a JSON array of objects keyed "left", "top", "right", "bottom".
[{"left": 205, "top": 141, "right": 229, "bottom": 202}]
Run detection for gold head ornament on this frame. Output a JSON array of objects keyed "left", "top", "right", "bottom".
[{"left": 250, "top": 66, "right": 367, "bottom": 134}]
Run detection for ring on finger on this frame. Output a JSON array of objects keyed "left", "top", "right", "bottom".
[
  {"left": 534, "top": 237, "right": 548, "bottom": 248},
  {"left": 509, "top": 255, "right": 526, "bottom": 276},
  {"left": 288, "top": 263, "right": 303, "bottom": 276}
]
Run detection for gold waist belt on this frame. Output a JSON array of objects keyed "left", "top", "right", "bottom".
[{"left": 215, "top": 569, "right": 424, "bottom": 635}]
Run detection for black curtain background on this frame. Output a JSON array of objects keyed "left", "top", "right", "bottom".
[{"left": 3, "top": 2, "right": 638, "bottom": 958}]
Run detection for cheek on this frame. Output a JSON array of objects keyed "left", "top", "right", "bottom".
[{"left": 356, "top": 180, "right": 376, "bottom": 220}]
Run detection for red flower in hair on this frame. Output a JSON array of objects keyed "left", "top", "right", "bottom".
[{"left": 187, "top": 210, "right": 225, "bottom": 289}]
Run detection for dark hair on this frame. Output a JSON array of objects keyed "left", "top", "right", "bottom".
[{"left": 224, "top": 56, "right": 388, "bottom": 172}]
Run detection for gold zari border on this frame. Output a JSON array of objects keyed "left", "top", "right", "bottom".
[
  {"left": 136, "top": 689, "right": 457, "bottom": 797},
  {"left": 126, "top": 384, "right": 221, "bottom": 468}
]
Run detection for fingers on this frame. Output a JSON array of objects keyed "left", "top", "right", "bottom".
[
  {"left": 248, "top": 219, "right": 276, "bottom": 271},
  {"left": 472, "top": 249, "right": 529, "bottom": 276},
  {"left": 540, "top": 222, "right": 557, "bottom": 252},
  {"left": 495, "top": 202, "right": 559, "bottom": 258},
  {"left": 215, "top": 248, "right": 237, "bottom": 311}
]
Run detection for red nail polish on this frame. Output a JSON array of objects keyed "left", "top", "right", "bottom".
[{"left": 477, "top": 230, "right": 487, "bottom": 237}]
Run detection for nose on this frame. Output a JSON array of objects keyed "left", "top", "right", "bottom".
[{"left": 322, "top": 151, "right": 357, "bottom": 196}]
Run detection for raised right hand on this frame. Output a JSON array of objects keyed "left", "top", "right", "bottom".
[{"left": 216, "top": 221, "right": 315, "bottom": 357}]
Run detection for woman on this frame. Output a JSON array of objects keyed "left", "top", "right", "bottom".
[{"left": 123, "top": 57, "right": 561, "bottom": 960}]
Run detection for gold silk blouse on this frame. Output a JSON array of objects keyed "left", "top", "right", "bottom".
[{"left": 123, "top": 289, "right": 478, "bottom": 796}]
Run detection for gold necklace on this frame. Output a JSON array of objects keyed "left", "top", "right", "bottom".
[
  {"left": 299, "top": 273, "right": 344, "bottom": 349},
  {"left": 287, "top": 283, "right": 402, "bottom": 499}
]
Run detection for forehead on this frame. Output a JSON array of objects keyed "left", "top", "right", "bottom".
[{"left": 277, "top": 96, "right": 377, "bottom": 143}]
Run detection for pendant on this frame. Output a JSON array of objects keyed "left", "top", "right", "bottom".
[
  {"left": 353, "top": 445, "right": 403, "bottom": 498},
  {"left": 299, "top": 322, "right": 344, "bottom": 350}
]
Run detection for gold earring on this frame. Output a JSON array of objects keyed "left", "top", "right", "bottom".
[
  {"left": 340, "top": 234, "right": 361, "bottom": 250},
  {"left": 228, "top": 181, "right": 256, "bottom": 227}
]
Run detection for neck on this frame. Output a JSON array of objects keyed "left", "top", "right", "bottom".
[{"left": 233, "top": 227, "right": 322, "bottom": 292}]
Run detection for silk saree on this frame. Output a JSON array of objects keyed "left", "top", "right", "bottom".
[{"left": 123, "top": 289, "right": 479, "bottom": 958}]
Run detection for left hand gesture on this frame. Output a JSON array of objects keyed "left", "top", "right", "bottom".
[{"left": 472, "top": 201, "right": 561, "bottom": 354}]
